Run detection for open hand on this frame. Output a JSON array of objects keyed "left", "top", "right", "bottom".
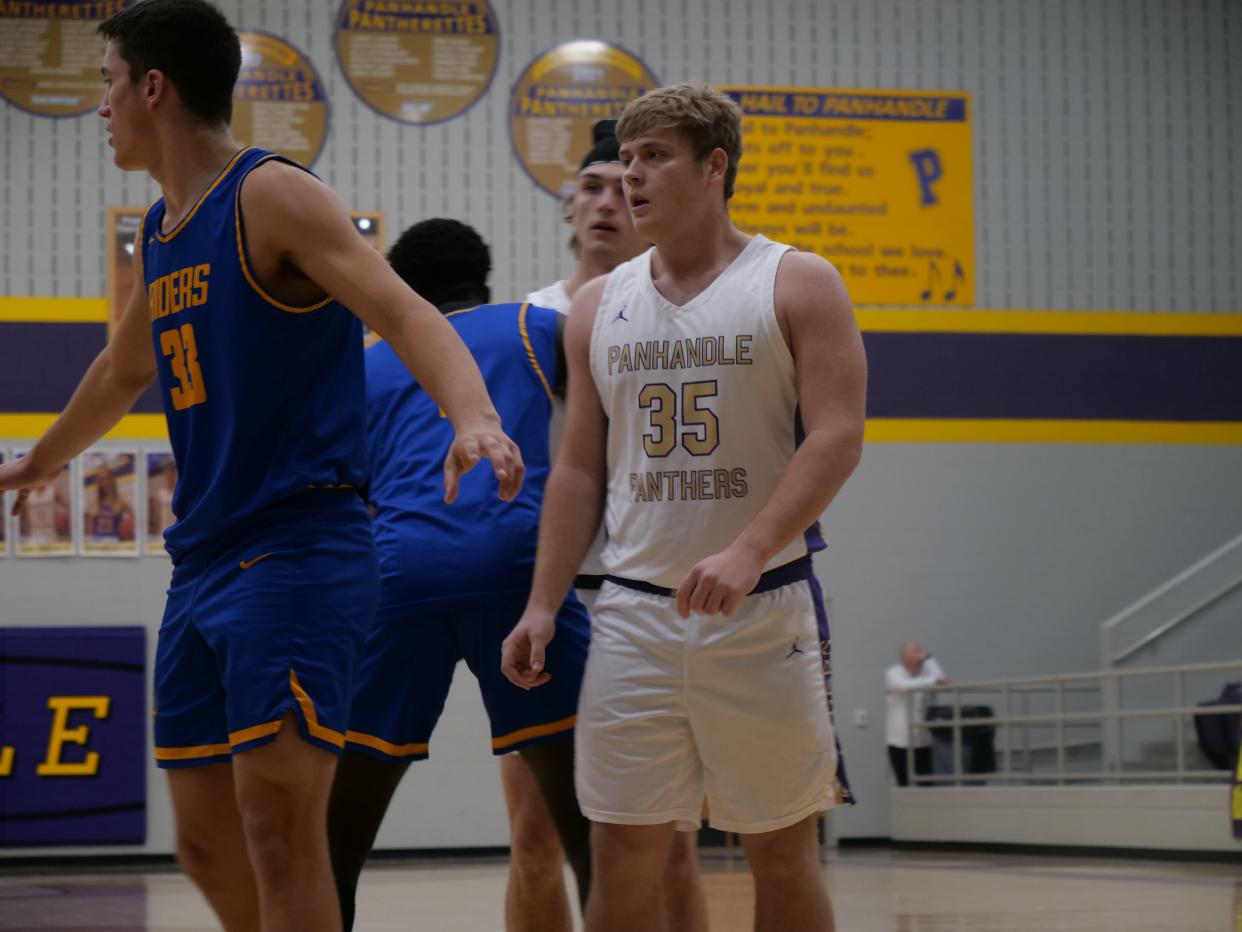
[{"left": 443, "top": 418, "right": 524, "bottom": 503}]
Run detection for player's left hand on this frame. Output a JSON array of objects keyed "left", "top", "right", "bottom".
[
  {"left": 444, "top": 416, "right": 525, "bottom": 504},
  {"left": 675, "top": 544, "right": 766, "bottom": 619}
]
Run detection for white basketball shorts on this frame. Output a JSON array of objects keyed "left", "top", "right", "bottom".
[{"left": 574, "top": 568, "right": 851, "bottom": 834}]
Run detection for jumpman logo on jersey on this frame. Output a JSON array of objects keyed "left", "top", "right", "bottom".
[
  {"left": 786, "top": 639, "right": 805, "bottom": 659},
  {"left": 612, "top": 305, "right": 629, "bottom": 323}
]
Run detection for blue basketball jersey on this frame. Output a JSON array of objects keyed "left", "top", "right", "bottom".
[
  {"left": 140, "top": 147, "right": 368, "bottom": 561},
  {"left": 365, "top": 302, "right": 559, "bottom": 610}
]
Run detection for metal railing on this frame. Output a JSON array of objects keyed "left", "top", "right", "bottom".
[
  {"left": 1099, "top": 530, "right": 1242, "bottom": 667},
  {"left": 895, "top": 659, "right": 1242, "bottom": 786}
]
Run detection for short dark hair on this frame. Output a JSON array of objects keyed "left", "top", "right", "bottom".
[
  {"left": 387, "top": 219, "right": 491, "bottom": 311},
  {"left": 99, "top": 0, "right": 241, "bottom": 125}
]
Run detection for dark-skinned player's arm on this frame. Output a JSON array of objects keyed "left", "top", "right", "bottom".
[
  {"left": 0, "top": 233, "right": 156, "bottom": 514},
  {"left": 501, "top": 276, "right": 609, "bottom": 688},
  {"left": 240, "top": 161, "right": 523, "bottom": 503},
  {"left": 676, "top": 251, "right": 867, "bottom": 618}
]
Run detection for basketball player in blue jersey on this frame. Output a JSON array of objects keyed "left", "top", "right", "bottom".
[
  {"left": 0, "top": 3, "right": 521, "bottom": 932},
  {"left": 326, "top": 219, "right": 592, "bottom": 932},
  {"left": 503, "top": 84, "right": 867, "bottom": 932}
]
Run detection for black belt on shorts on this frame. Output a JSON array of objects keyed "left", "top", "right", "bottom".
[
  {"left": 574, "top": 574, "right": 606, "bottom": 591},
  {"left": 604, "top": 554, "right": 814, "bottom": 598}
]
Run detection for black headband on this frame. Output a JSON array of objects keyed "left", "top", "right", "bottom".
[{"left": 579, "top": 119, "right": 621, "bottom": 171}]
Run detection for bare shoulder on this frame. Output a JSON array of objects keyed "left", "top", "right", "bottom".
[
  {"left": 239, "top": 160, "right": 345, "bottom": 229},
  {"left": 564, "top": 273, "right": 609, "bottom": 343},
  {"left": 775, "top": 250, "right": 851, "bottom": 319}
]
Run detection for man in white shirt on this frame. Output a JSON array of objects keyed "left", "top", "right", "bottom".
[{"left": 885, "top": 642, "right": 950, "bottom": 786}]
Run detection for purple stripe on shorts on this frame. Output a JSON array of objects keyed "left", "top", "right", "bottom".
[{"left": 806, "top": 573, "right": 856, "bottom": 806}]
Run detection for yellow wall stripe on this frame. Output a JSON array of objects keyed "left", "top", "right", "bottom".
[
  {"left": 853, "top": 309, "right": 1242, "bottom": 336},
  {"left": 5, "top": 299, "right": 1242, "bottom": 335},
  {"left": 2, "top": 415, "right": 1240, "bottom": 444},
  {"left": 865, "top": 419, "right": 1242, "bottom": 445},
  {"left": 0, "top": 414, "right": 168, "bottom": 441},
  {"left": 0, "top": 297, "right": 108, "bottom": 323}
]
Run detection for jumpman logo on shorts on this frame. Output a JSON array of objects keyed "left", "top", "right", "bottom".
[
  {"left": 612, "top": 305, "right": 629, "bottom": 323},
  {"left": 786, "top": 639, "right": 805, "bottom": 659}
]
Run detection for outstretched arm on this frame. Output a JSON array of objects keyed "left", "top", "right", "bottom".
[
  {"left": 239, "top": 162, "right": 523, "bottom": 502},
  {"left": 0, "top": 236, "right": 156, "bottom": 513}
]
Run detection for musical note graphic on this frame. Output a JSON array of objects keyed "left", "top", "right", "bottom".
[
  {"left": 920, "top": 260, "right": 941, "bottom": 301},
  {"left": 944, "top": 260, "right": 965, "bottom": 301},
  {"left": 919, "top": 258, "right": 967, "bottom": 303}
]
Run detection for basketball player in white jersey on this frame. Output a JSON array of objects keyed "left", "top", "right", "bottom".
[
  {"left": 515, "top": 121, "right": 708, "bottom": 932},
  {"left": 503, "top": 85, "right": 867, "bottom": 932}
]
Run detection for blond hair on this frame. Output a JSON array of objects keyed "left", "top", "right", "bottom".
[{"left": 616, "top": 83, "right": 742, "bottom": 200}]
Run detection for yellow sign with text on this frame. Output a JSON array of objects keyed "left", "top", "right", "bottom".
[{"left": 720, "top": 87, "right": 973, "bottom": 307}]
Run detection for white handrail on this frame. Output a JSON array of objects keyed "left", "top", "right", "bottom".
[
  {"left": 1112, "top": 577, "right": 1242, "bottom": 664},
  {"left": 1099, "top": 530, "right": 1242, "bottom": 635},
  {"left": 896, "top": 659, "right": 1242, "bottom": 787},
  {"left": 893, "top": 657, "right": 1242, "bottom": 692},
  {"left": 1099, "top": 529, "right": 1242, "bottom": 667}
]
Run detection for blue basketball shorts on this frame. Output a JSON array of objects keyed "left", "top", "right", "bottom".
[
  {"left": 153, "top": 491, "right": 379, "bottom": 767},
  {"left": 345, "top": 592, "right": 590, "bottom": 762}
]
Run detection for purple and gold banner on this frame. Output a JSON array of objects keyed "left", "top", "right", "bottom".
[
  {"left": 0, "top": 626, "right": 146, "bottom": 846},
  {"left": 334, "top": 0, "right": 498, "bottom": 126},
  {"left": 0, "top": 0, "right": 124, "bottom": 118},
  {"left": 232, "top": 31, "right": 330, "bottom": 168},
  {"left": 509, "top": 40, "right": 657, "bottom": 197}
]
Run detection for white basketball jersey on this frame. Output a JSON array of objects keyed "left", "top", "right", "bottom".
[
  {"left": 590, "top": 235, "right": 822, "bottom": 589},
  {"left": 525, "top": 281, "right": 571, "bottom": 315},
  {"left": 526, "top": 279, "right": 608, "bottom": 577}
]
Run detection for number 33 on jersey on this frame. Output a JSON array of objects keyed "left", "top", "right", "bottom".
[{"left": 140, "top": 147, "right": 369, "bottom": 562}]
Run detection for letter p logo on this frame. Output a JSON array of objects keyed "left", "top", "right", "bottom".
[{"left": 909, "top": 149, "right": 943, "bottom": 207}]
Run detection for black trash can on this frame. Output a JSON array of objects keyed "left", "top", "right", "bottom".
[{"left": 925, "top": 705, "right": 996, "bottom": 785}]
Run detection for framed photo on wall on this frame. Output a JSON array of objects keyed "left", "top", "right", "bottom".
[
  {"left": 144, "top": 450, "right": 177, "bottom": 557},
  {"left": 80, "top": 450, "right": 139, "bottom": 557},
  {"left": 106, "top": 207, "right": 147, "bottom": 341},
  {"left": 13, "top": 452, "right": 74, "bottom": 558},
  {"left": 0, "top": 450, "right": 7, "bottom": 557}
]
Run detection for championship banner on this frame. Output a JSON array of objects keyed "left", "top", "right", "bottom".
[
  {"left": 720, "top": 86, "right": 974, "bottom": 307},
  {"left": 510, "top": 40, "right": 658, "bottom": 197},
  {"left": 0, "top": 627, "right": 146, "bottom": 846},
  {"left": 232, "top": 31, "right": 329, "bottom": 168},
  {"left": 0, "top": 0, "right": 123, "bottom": 118},
  {"left": 334, "top": 0, "right": 498, "bottom": 126}
]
